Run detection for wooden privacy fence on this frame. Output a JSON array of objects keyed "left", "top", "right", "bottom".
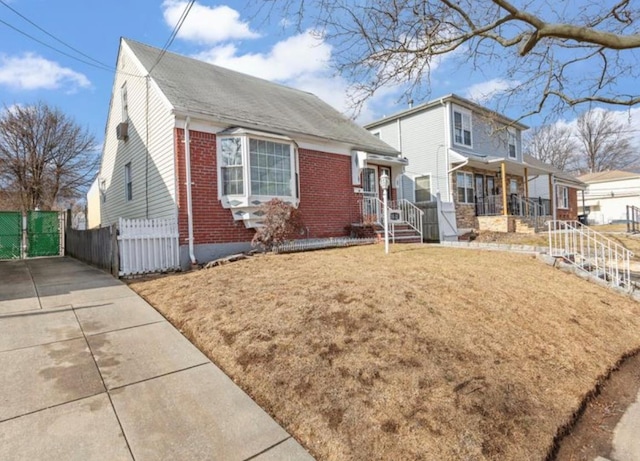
[
  {"left": 118, "top": 217, "right": 180, "bottom": 277},
  {"left": 65, "top": 223, "right": 118, "bottom": 276}
]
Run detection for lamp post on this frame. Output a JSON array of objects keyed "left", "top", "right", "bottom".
[{"left": 380, "top": 171, "right": 390, "bottom": 254}]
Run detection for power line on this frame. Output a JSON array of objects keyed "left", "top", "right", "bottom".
[
  {"left": 0, "top": 17, "right": 113, "bottom": 72},
  {"left": 148, "top": 0, "right": 195, "bottom": 74},
  {"left": 0, "top": 0, "right": 111, "bottom": 69}
]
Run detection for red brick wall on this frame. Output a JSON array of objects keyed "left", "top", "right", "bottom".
[
  {"left": 175, "top": 129, "right": 254, "bottom": 246},
  {"left": 298, "top": 148, "right": 359, "bottom": 238},
  {"left": 557, "top": 187, "right": 579, "bottom": 221},
  {"left": 175, "top": 129, "right": 361, "bottom": 244}
]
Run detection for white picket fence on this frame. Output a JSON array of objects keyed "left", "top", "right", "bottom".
[{"left": 118, "top": 217, "right": 180, "bottom": 276}]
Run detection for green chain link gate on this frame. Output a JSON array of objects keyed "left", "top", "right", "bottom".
[
  {"left": 0, "top": 211, "right": 22, "bottom": 259},
  {"left": 26, "top": 211, "right": 61, "bottom": 257}
]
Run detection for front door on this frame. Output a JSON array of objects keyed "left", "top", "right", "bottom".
[
  {"left": 475, "top": 174, "right": 485, "bottom": 215},
  {"left": 362, "top": 166, "right": 379, "bottom": 222}
]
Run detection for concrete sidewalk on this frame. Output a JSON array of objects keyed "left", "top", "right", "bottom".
[{"left": 0, "top": 257, "right": 314, "bottom": 461}]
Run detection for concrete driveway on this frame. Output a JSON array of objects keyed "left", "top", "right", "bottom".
[{"left": 0, "top": 257, "right": 313, "bottom": 461}]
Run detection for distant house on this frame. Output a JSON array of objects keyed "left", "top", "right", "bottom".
[
  {"left": 95, "top": 38, "right": 410, "bottom": 267},
  {"left": 86, "top": 177, "right": 101, "bottom": 229},
  {"left": 365, "top": 94, "right": 583, "bottom": 238},
  {"left": 524, "top": 155, "right": 586, "bottom": 221},
  {"left": 577, "top": 170, "right": 640, "bottom": 224}
]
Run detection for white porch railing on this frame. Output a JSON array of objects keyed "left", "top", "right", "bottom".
[
  {"left": 548, "top": 220, "right": 632, "bottom": 290},
  {"left": 118, "top": 217, "right": 180, "bottom": 276},
  {"left": 360, "top": 196, "right": 424, "bottom": 241}
]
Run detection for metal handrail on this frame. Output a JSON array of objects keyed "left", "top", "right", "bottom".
[
  {"left": 359, "top": 196, "right": 424, "bottom": 242},
  {"left": 548, "top": 220, "right": 632, "bottom": 290}
]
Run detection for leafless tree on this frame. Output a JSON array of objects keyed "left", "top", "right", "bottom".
[
  {"left": 0, "top": 102, "right": 97, "bottom": 212},
  {"left": 256, "top": 0, "right": 640, "bottom": 118},
  {"left": 575, "top": 109, "right": 637, "bottom": 173},
  {"left": 524, "top": 124, "right": 578, "bottom": 171}
]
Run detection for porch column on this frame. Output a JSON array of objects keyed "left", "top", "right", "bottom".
[
  {"left": 548, "top": 174, "right": 554, "bottom": 220},
  {"left": 501, "top": 161, "right": 508, "bottom": 216},
  {"left": 524, "top": 167, "right": 529, "bottom": 216}
]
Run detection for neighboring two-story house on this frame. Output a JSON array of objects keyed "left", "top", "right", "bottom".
[
  {"left": 365, "top": 94, "right": 581, "bottom": 238},
  {"left": 95, "top": 38, "right": 408, "bottom": 267}
]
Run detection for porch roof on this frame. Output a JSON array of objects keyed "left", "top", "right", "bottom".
[
  {"left": 364, "top": 152, "right": 409, "bottom": 167},
  {"left": 449, "top": 150, "right": 549, "bottom": 176}
]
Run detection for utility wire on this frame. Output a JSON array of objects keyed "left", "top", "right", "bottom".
[
  {"left": 0, "top": 17, "right": 113, "bottom": 72},
  {"left": 148, "top": 0, "right": 195, "bottom": 74},
  {"left": 0, "top": 0, "right": 111, "bottom": 69}
]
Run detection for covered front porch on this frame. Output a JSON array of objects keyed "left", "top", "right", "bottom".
[{"left": 452, "top": 154, "right": 554, "bottom": 233}]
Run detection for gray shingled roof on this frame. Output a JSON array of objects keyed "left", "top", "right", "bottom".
[
  {"left": 124, "top": 39, "right": 398, "bottom": 156},
  {"left": 523, "top": 154, "right": 586, "bottom": 187},
  {"left": 577, "top": 170, "right": 640, "bottom": 183}
]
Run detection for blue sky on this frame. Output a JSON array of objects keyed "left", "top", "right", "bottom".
[{"left": 1, "top": 0, "right": 639, "bottom": 152}]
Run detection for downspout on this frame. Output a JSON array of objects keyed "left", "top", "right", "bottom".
[
  {"left": 448, "top": 159, "right": 469, "bottom": 174},
  {"left": 441, "top": 98, "right": 452, "bottom": 201},
  {"left": 184, "top": 117, "right": 196, "bottom": 265},
  {"left": 397, "top": 119, "right": 403, "bottom": 201}
]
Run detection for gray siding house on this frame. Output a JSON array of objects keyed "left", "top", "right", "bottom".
[{"left": 366, "top": 94, "right": 576, "bottom": 237}]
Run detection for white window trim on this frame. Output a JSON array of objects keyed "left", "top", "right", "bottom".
[
  {"left": 508, "top": 128, "right": 517, "bottom": 159},
  {"left": 509, "top": 178, "right": 518, "bottom": 195},
  {"left": 217, "top": 132, "right": 298, "bottom": 202},
  {"left": 452, "top": 106, "right": 473, "bottom": 148},
  {"left": 557, "top": 185, "right": 569, "bottom": 209},
  {"left": 414, "top": 174, "right": 432, "bottom": 203},
  {"left": 456, "top": 171, "right": 474, "bottom": 204}
]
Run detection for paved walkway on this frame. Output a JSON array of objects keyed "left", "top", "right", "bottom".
[{"left": 0, "top": 257, "right": 314, "bottom": 461}]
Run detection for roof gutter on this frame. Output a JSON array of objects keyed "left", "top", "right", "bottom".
[{"left": 184, "top": 116, "right": 196, "bottom": 266}]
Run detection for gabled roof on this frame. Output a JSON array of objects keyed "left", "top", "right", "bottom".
[
  {"left": 364, "top": 94, "right": 528, "bottom": 131},
  {"left": 123, "top": 39, "right": 398, "bottom": 156},
  {"left": 576, "top": 170, "right": 640, "bottom": 183},
  {"left": 523, "top": 154, "right": 586, "bottom": 188}
]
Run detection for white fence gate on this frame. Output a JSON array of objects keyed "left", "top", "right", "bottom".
[{"left": 118, "top": 218, "right": 180, "bottom": 276}]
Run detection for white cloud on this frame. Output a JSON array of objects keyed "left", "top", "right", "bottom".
[
  {"left": 194, "top": 30, "right": 330, "bottom": 81},
  {"left": 465, "top": 78, "right": 519, "bottom": 103},
  {"left": 0, "top": 53, "right": 90, "bottom": 91},
  {"left": 162, "top": 1, "right": 259, "bottom": 44}
]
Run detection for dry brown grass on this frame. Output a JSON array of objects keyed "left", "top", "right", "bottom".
[
  {"left": 129, "top": 245, "right": 640, "bottom": 461},
  {"left": 474, "top": 231, "right": 549, "bottom": 247}
]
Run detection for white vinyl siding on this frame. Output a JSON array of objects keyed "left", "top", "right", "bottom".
[
  {"left": 99, "top": 41, "right": 176, "bottom": 225},
  {"left": 121, "top": 83, "right": 128, "bottom": 121},
  {"left": 457, "top": 172, "right": 474, "bottom": 203}
]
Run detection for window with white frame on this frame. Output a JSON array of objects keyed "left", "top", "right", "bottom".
[
  {"left": 121, "top": 83, "right": 128, "bottom": 122},
  {"left": 508, "top": 129, "right": 517, "bottom": 158},
  {"left": 509, "top": 178, "right": 518, "bottom": 195},
  {"left": 453, "top": 108, "right": 472, "bottom": 147},
  {"left": 557, "top": 185, "right": 569, "bottom": 209},
  {"left": 415, "top": 175, "right": 432, "bottom": 202},
  {"left": 457, "top": 171, "right": 474, "bottom": 203},
  {"left": 124, "top": 162, "right": 132, "bottom": 201},
  {"left": 218, "top": 132, "right": 296, "bottom": 200}
]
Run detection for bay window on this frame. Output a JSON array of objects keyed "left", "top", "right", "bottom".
[{"left": 218, "top": 129, "right": 297, "bottom": 204}]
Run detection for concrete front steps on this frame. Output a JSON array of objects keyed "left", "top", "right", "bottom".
[{"left": 374, "top": 223, "right": 422, "bottom": 243}]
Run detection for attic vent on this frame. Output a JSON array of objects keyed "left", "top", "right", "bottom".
[{"left": 116, "top": 122, "right": 129, "bottom": 141}]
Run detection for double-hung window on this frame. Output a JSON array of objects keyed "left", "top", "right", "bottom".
[
  {"left": 218, "top": 130, "right": 296, "bottom": 202},
  {"left": 220, "top": 137, "right": 244, "bottom": 195},
  {"left": 508, "top": 129, "right": 517, "bottom": 159},
  {"left": 557, "top": 185, "right": 569, "bottom": 209},
  {"left": 453, "top": 108, "right": 472, "bottom": 147},
  {"left": 457, "top": 172, "right": 474, "bottom": 203},
  {"left": 415, "top": 175, "right": 432, "bottom": 202}
]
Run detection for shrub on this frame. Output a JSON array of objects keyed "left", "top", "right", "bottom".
[{"left": 252, "top": 199, "right": 304, "bottom": 251}]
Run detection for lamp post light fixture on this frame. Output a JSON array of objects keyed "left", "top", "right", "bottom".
[{"left": 379, "top": 171, "right": 390, "bottom": 254}]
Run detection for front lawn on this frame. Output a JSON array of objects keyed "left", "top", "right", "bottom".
[{"left": 129, "top": 245, "right": 640, "bottom": 461}]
